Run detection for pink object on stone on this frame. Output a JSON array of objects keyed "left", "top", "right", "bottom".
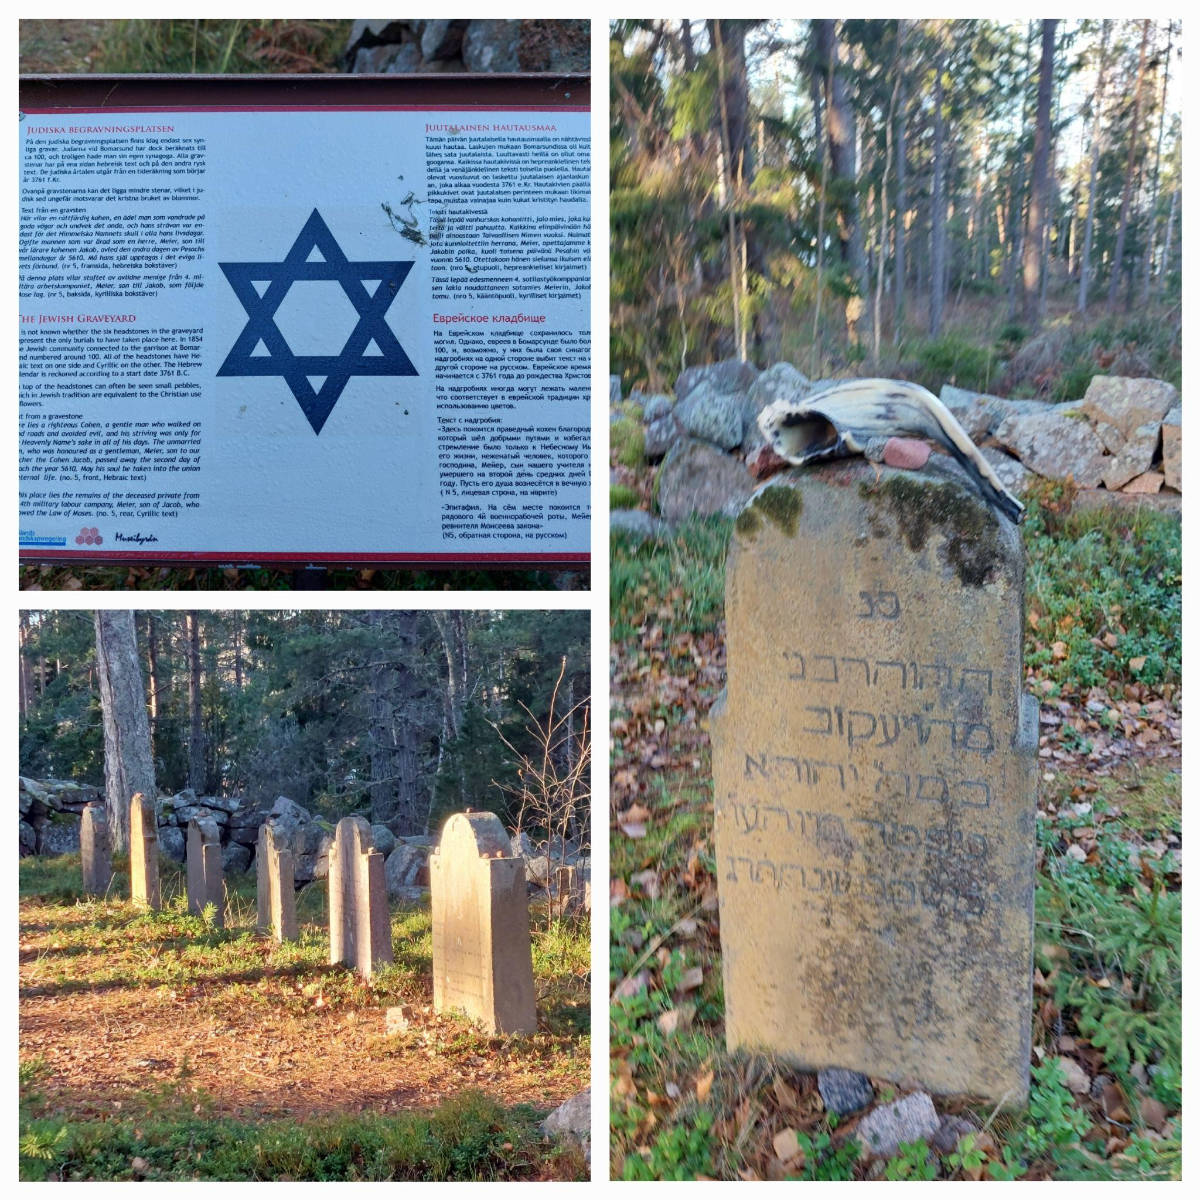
[{"left": 882, "top": 437, "right": 932, "bottom": 470}]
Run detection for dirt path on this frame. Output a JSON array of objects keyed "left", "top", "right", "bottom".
[{"left": 19, "top": 902, "right": 587, "bottom": 1122}]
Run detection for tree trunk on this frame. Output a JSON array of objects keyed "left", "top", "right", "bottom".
[
  {"left": 814, "top": 20, "right": 868, "bottom": 342},
  {"left": 1078, "top": 20, "right": 1112, "bottom": 312},
  {"left": 1022, "top": 19, "right": 1057, "bottom": 328},
  {"left": 930, "top": 48, "right": 947, "bottom": 337},
  {"left": 1140, "top": 21, "right": 1173, "bottom": 303},
  {"left": 893, "top": 47, "right": 908, "bottom": 336},
  {"left": 1107, "top": 20, "right": 1151, "bottom": 310},
  {"left": 186, "top": 611, "right": 205, "bottom": 793},
  {"left": 95, "top": 611, "right": 156, "bottom": 851}
]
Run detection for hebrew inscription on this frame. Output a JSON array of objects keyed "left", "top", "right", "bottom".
[{"left": 712, "top": 463, "right": 1037, "bottom": 1107}]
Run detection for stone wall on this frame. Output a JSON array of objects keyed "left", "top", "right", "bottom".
[{"left": 345, "top": 19, "right": 588, "bottom": 75}]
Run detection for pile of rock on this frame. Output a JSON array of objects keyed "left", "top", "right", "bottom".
[
  {"left": 611, "top": 362, "right": 1181, "bottom": 531},
  {"left": 18, "top": 778, "right": 435, "bottom": 898},
  {"left": 345, "top": 19, "right": 588, "bottom": 75},
  {"left": 510, "top": 831, "right": 591, "bottom": 912},
  {"left": 19, "top": 777, "right": 100, "bottom": 857}
]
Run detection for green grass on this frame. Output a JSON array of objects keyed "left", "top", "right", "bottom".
[
  {"left": 94, "top": 19, "right": 351, "bottom": 74},
  {"left": 20, "top": 1089, "right": 569, "bottom": 1181},
  {"left": 610, "top": 516, "right": 731, "bottom": 641},
  {"left": 1022, "top": 483, "right": 1181, "bottom": 693}
]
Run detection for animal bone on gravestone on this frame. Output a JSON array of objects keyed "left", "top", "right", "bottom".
[{"left": 757, "top": 378, "right": 1025, "bottom": 524}]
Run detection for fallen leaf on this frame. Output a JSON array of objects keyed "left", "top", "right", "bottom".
[
  {"left": 1128, "top": 655, "right": 1147, "bottom": 672},
  {"left": 656, "top": 1004, "right": 695, "bottom": 1036},
  {"left": 772, "top": 1127, "right": 803, "bottom": 1164},
  {"left": 696, "top": 1068, "right": 714, "bottom": 1101},
  {"left": 678, "top": 966, "right": 704, "bottom": 992}
]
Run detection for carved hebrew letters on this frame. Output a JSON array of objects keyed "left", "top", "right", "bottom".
[{"left": 712, "top": 465, "right": 1037, "bottom": 1107}]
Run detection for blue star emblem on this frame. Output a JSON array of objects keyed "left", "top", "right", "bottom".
[{"left": 217, "top": 209, "right": 417, "bottom": 434}]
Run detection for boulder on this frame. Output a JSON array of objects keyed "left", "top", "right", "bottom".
[
  {"left": 1122, "top": 471, "right": 1165, "bottom": 494},
  {"left": 37, "top": 815, "right": 81, "bottom": 856},
  {"left": 675, "top": 380, "right": 745, "bottom": 450},
  {"left": 294, "top": 834, "right": 333, "bottom": 884},
  {"left": 267, "top": 796, "right": 311, "bottom": 845},
  {"left": 1102, "top": 422, "right": 1161, "bottom": 491},
  {"left": 644, "top": 410, "right": 683, "bottom": 460},
  {"left": 1161, "top": 406, "right": 1181, "bottom": 491},
  {"left": 609, "top": 375, "right": 622, "bottom": 406},
  {"left": 979, "top": 446, "right": 1035, "bottom": 496},
  {"left": 174, "top": 804, "right": 224, "bottom": 827},
  {"left": 19, "top": 819, "right": 36, "bottom": 856},
  {"left": 222, "top": 842, "right": 253, "bottom": 874},
  {"left": 201, "top": 794, "right": 242, "bottom": 815},
  {"left": 817, "top": 1067, "right": 874, "bottom": 1116},
  {"left": 610, "top": 509, "right": 666, "bottom": 541},
  {"left": 993, "top": 407, "right": 1109, "bottom": 487},
  {"left": 743, "top": 364, "right": 813, "bottom": 453},
  {"left": 541, "top": 1089, "right": 590, "bottom": 1163},
  {"left": 855, "top": 1092, "right": 940, "bottom": 1158},
  {"left": 939, "top": 384, "right": 1017, "bottom": 441},
  {"left": 159, "top": 826, "right": 186, "bottom": 864},
  {"left": 384, "top": 843, "right": 427, "bottom": 897},
  {"left": 420, "top": 19, "right": 468, "bottom": 61},
  {"left": 1078, "top": 377, "right": 1179, "bottom": 441},
  {"left": 656, "top": 438, "right": 757, "bottom": 523},
  {"left": 371, "top": 824, "right": 397, "bottom": 858},
  {"left": 675, "top": 358, "right": 759, "bottom": 403},
  {"left": 228, "top": 808, "right": 270, "bottom": 846},
  {"left": 642, "top": 393, "right": 674, "bottom": 423},
  {"left": 462, "top": 20, "right": 522, "bottom": 72}
]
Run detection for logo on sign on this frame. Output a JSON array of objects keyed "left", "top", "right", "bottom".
[{"left": 217, "top": 209, "right": 418, "bottom": 435}]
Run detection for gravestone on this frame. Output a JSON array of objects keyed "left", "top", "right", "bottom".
[
  {"left": 80, "top": 801, "right": 111, "bottom": 895},
  {"left": 256, "top": 822, "right": 299, "bottom": 942},
  {"left": 711, "top": 460, "right": 1038, "bottom": 1107},
  {"left": 186, "top": 816, "right": 225, "bottom": 927},
  {"left": 430, "top": 811, "right": 537, "bottom": 1034},
  {"left": 128, "top": 792, "right": 161, "bottom": 910},
  {"left": 328, "top": 816, "right": 393, "bottom": 979}
]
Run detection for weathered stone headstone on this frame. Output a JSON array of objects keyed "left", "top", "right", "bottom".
[
  {"left": 431, "top": 812, "right": 537, "bottom": 1034},
  {"left": 128, "top": 792, "right": 161, "bottom": 910},
  {"left": 256, "top": 822, "right": 298, "bottom": 943},
  {"left": 186, "top": 817, "right": 225, "bottom": 928},
  {"left": 712, "top": 460, "right": 1038, "bottom": 1107},
  {"left": 328, "top": 816, "right": 393, "bottom": 979},
  {"left": 80, "top": 802, "right": 111, "bottom": 895}
]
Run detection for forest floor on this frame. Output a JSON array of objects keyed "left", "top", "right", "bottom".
[
  {"left": 19, "top": 859, "right": 590, "bottom": 1181},
  {"left": 609, "top": 487, "right": 1181, "bottom": 1180}
]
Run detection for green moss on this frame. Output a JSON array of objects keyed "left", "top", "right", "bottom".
[
  {"left": 612, "top": 416, "right": 646, "bottom": 469},
  {"left": 610, "top": 484, "right": 640, "bottom": 511},
  {"left": 862, "top": 475, "right": 1003, "bottom": 588},
  {"left": 734, "top": 507, "right": 762, "bottom": 538},
  {"left": 750, "top": 485, "right": 803, "bottom": 537}
]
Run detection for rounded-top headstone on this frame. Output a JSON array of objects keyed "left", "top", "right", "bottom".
[{"left": 436, "top": 811, "right": 512, "bottom": 861}]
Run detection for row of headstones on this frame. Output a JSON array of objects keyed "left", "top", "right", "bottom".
[{"left": 81, "top": 798, "right": 536, "bottom": 1035}]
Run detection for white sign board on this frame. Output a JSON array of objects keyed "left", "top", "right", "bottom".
[{"left": 19, "top": 99, "right": 590, "bottom": 563}]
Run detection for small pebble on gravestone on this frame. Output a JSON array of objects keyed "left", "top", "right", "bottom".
[
  {"left": 817, "top": 1067, "right": 874, "bottom": 1115},
  {"left": 855, "top": 1092, "right": 940, "bottom": 1158}
]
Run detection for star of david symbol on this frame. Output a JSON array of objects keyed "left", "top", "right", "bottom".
[{"left": 217, "top": 209, "right": 417, "bottom": 434}]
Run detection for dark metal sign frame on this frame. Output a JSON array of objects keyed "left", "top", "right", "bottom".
[{"left": 19, "top": 73, "right": 591, "bottom": 570}]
